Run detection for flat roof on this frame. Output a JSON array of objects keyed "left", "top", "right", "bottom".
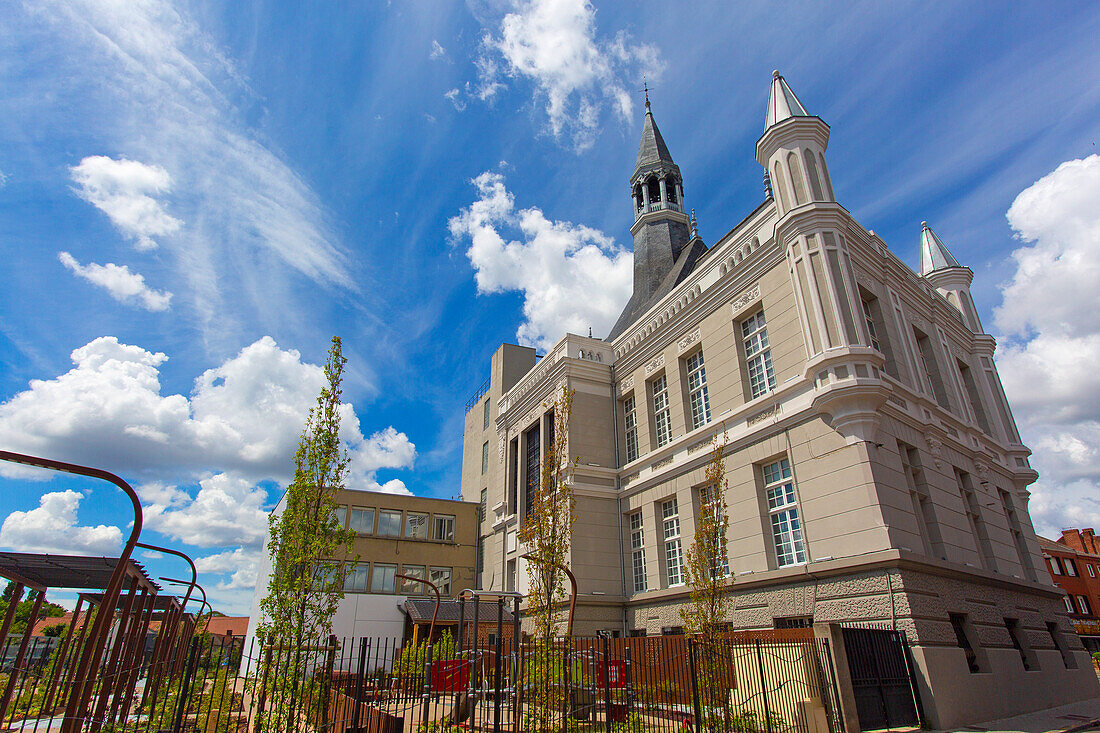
[{"left": 0, "top": 552, "right": 159, "bottom": 592}]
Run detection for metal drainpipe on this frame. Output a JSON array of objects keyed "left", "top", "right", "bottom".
[{"left": 610, "top": 367, "right": 628, "bottom": 635}]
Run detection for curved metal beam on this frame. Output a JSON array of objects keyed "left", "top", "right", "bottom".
[
  {"left": 138, "top": 542, "right": 197, "bottom": 607},
  {"left": 396, "top": 573, "right": 441, "bottom": 643},
  {"left": 521, "top": 552, "right": 577, "bottom": 638}
]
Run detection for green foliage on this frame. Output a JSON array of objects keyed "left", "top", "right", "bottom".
[
  {"left": 518, "top": 388, "right": 577, "bottom": 644},
  {"left": 655, "top": 679, "right": 679, "bottom": 701},
  {"left": 609, "top": 711, "right": 646, "bottom": 733},
  {"left": 394, "top": 630, "right": 459, "bottom": 678},
  {"left": 416, "top": 721, "right": 464, "bottom": 733},
  {"left": 703, "top": 709, "right": 785, "bottom": 733},
  {"left": 0, "top": 583, "right": 66, "bottom": 635},
  {"left": 40, "top": 623, "right": 66, "bottom": 637},
  {"left": 681, "top": 437, "right": 732, "bottom": 637},
  {"left": 256, "top": 336, "right": 357, "bottom": 733}
]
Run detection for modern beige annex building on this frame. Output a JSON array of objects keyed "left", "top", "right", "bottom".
[{"left": 461, "top": 73, "right": 1098, "bottom": 726}]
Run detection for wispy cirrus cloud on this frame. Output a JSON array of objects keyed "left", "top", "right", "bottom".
[
  {"left": 20, "top": 1, "right": 352, "bottom": 345},
  {"left": 59, "top": 251, "right": 172, "bottom": 311}
]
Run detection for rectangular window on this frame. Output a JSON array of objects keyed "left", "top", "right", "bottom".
[
  {"left": 862, "top": 298, "right": 881, "bottom": 352},
  {"left": 333, "top": 505, "right": 347, "bottom": 529},
  {"left": 483, "top": 398, "right": 491, "bottom": 430},
  {"left": 1065, "top": 558, "right": 1079, "bottom": 576},
  {"left": 999, "top": 489, "right": 1037, "bottom": 581},
  {"left": 1076, "top": 595, "right": 1093, "bottom": 615},
  {"left": 481, "top": 441, "right": 490, "bottom": 475},
  {"left": 913, "top": 327, "right": 949, "bottom": 409},
  {"left": 1090, "top": 564, "right": 1096, "bottom": 579},
  {"left": 405, "top": 511, "right": 429, "bottom": 539},
  {"left": 1064, "top": 595, "right": 1076, "bottom": 614},
  {"left": 957, "top": 359, "right": 992, "bottom": 434},
  {"left": 956, "top": 469, "right": 996, "bottom": 571},
  {"left": 1050, "top": 557, "right": 1063, "bottom": 575},
  {"left": 700, "top": 485, "right": 729, "bottom": 577},
  {"left": 774, "top": 616, "right": 814, "bottom": 629},
  {"left": 400, "top": 565, "right": 426, "bottom": 595},
  {"left": 662, "top": 498, "right": 683, "bottom": 586},
  {"left": 349, "top": 507, "right": 375, "bottom": 535},
  {"left": 524, "top": 424, "right": 540, "bottom": 518},
  {"left": 1004, "top": 618, "right": 1037, "bottom": 671},
  {"left": 629, "top": 511, "right": 647, "bottom": 593},
  {"left": 623, "top": 394, "right": 639, "bottom": 463},
  {"left": 949, "top": 613, "right": 981, "bottom": 673},
  {"left": 434, "top": 514, "right": 455, "bottom": 542},
  {"left": 1047, "top": 622, "right": 1076, "bottom": 669},
  {"left": 377, "top": 509, "right": 402, "bottom": 537},
  {"left": 899, "top": 443, "right": 946, "bottom": 560},
  {"left": 742, "top": 310, "right": 777, "bottom": 399},
  {"left": 344, "top": 562, "right": 370, "bottom": 593},
  {"left": 371, "top": 563, "right": 397, "bottom": 593},
  {"left": 763, "top": 458, "right": 806, "bottom": 567},
  {"left": 476, "top": 536, "right": 484, "bottom": 578},
  {"left": 651, "top": 375, "right": 672, "bottom": 447},
  {"left": 686, "top": 351, "right": 711, "bottom": 430},
  {"left": 860, "top": 291, "right": 897, "bottom": 378},
  {"left": 430, "top": 566, "right": 453, "bottom": 596}
]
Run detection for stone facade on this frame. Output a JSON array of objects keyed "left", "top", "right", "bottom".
[{"left": 460, "top": 72, "right": 1099, "bottom": 727}]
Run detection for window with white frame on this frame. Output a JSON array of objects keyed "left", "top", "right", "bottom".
[
  {"left": 333, "top": 505, "right": 347, "bottom": 529},
  {"left": 344, "top": 562, "right": 370, "bottom": 593},
  {"left": 686, "top": 351, "right": 711, "bottom": 430},
  {"left": 742, "top": 310, "right": 777, "bottom": 399},
  {"left": 371, "top": 563, "right": 397, "bottom": 593},
  {"left": 763, "top": 458, "right": 806, "bottom": 567},
  {"left": 349, "top": 507, "right": 375, "bottom": 535},
  {"left": 700, "top": 485, "right": 730, "bottom": 577},
  {"left": 651, "top": 375, "right": 672, "bottom": 447},
  {"left": 623, "top": 395, "right": 639, "bottom": 463},
  {"left": 405, "top": 512, "right": 429, "bottom": 539},
  {"left": 399, "top": 565, "right": 426, "bottom": 595},
  {"left": 1076, "top": 595, "right": 1093, "bottom": 616},
  {"left": 1065, "top": 558, "right": 1079, "bottom": 576},
  {"left": 629, "top": 511, "right": 647, "bottom": 593},
  {"left": 430, "top": 566, "right": 453, "bottom": 596},
  {"left": 662, "top": 498, "right": 684, "bottom": 586},
  {"left": 1090, "top": 564, "right": 1096, "bottom": 579},
  {"left": 1050, "top": 557, "right": 1063, "bottom": 575},
  {"left": 1064, "top": 595, "right": 1076, "bottom": 614},
  {"left": 434, "top": 514, "right": 455, "bottom": 542},
  {"left": 861, "top": 298, "right": 881, "bottom": 352}
]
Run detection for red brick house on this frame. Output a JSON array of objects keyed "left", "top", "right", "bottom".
[{"left": 1039, "top": 530, "right": 1100, "bottom": 652}]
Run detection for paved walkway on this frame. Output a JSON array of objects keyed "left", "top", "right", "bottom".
[{"left": 934, "top": 697, "right": 1100, "bottom": 733}]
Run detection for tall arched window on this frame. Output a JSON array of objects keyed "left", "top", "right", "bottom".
[
  {"left": 666, "top": 177, "right": 678, "bottom": 203},
  {"left": 819, "top": 152, "right": 834, "bottom": 200},
  {"left": 772, "top": 162, "right": 788, "bottom": 212},
  {"left": 803, "top": 149, "right": 824, "bottom": 201},
  {"left": 787, "top": 152, "right": 807, "bottom": 206}
]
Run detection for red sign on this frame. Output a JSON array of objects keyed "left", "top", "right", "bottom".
[
  {"left": 431, "top": 660, "right": 471, "bottom": 693},
  {"left": 597, "top": 660, "right": 628, "bottom": 689}
]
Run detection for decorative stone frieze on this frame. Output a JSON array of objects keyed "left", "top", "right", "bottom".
[
  {"left": 644, "top": 354, "right": 665, "bottom": 375},
  {"left": 748, "top": 405, "right": 779, "bottom": 426},
  {"left": 677, "top": 328, "right": 701, "bottom": 353},
  {"left": 652, "top": 456, "right": 673, "bottom": 470},
  {"left": 730, "top": 284, "right": 762, "bottom": 316}
]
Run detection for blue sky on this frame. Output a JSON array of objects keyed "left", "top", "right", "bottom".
[{"left": 2, "top": 1, "right": 1100, "bottom": 614}]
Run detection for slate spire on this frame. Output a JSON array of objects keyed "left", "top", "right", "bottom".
[
  {"left": 919, "top": 221, "right": 963, "bottom": 275},
  {"left": 633, "top": 96, "right": 680, "bottom": 182}
]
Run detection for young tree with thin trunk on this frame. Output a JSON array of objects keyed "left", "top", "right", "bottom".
[
  {"left": 681, "top": 436, "right": 732, "bottom": 635},
  {"left": 257, "top": 336, "right": 356, "bottom": 733}
]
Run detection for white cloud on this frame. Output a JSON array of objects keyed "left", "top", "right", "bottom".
[
  {"left": 69, "top": 156, "right": 182, "bottom": 250},
  {"left": 444, "top": 88, "right": 466, "bottom": 111},
  {"left": 476, "top": 0, "right": 663, "bottom": 150},
  {"left": 196, "top": 546, "right": 261, "bottom": 591},
  {"left": 994, "top": 155, "right": 1100, "bottom": 535},
  {"left": 448, "top": 171, "right": 631, "bottom": 350},
  {"left": 59, "top": 251, "right": 172, "bottom": 311},
  {"left": 0, "top": 336, "right": 417, "bottom": 488},
  {"left": 430, "top": 39, "right": 447, "bottom": 61},
  {"left": 29, "top": 1, "right": 351, "bottom": 342},
  {"left": 0, "top": 490, "right": 122, "bottom": 555},
  {"left": 140, "top": 473, "right": 269, "bottom": 548}
]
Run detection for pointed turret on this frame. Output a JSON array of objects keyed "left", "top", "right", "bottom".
[
  {"left": 919, "top": 222, "right": 982, "bottom": 333},
  {"left": 919, "top": 221, "right": 962, "bottom": 274},
  {"left": 765, "top": 69, "right": 811, "bottom": 131},
  {"left": 609, "top": 96, "right": 703, "bottom": 341},
  {"left": 756, "top": 71, "right": 833, "bottom": 217}
]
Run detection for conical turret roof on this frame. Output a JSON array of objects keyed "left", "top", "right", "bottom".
[
  {"left": 919, "top": 221, "right": 962, "bottom": 275},
  {"left": 633, "top": 98, "right": 679, "bottom": 182},
  {"left": 764, "top": 70, "right": 810, "bottom": 131}
]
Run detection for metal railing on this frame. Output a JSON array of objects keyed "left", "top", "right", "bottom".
[{"left": 464, "top": 378, "right": 491, "bottom": 414}]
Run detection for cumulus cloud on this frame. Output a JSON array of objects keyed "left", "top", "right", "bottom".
[
  {"left": 993, "top": 155, "right": 1100, "bottom": 535},
  {"left": 475, "top": 0, "right": 663, "bottom": 150},
  {"left": 69, "top": 156, "right": 182, "bottom": 250},
  {"left": 0, "top": 490, "right": 122, "bottom": 554},
  {"left": 59, "top": 251, "right": 172, "bottom": 311},
  {"left": 196, "top": 546, "right": 261, "bottom": 591},
  {"left": 449, "top": 171, "right": 631, "bottom": 350},
  {"left": 0, "top": 336, "right": 417, "bottom": 488},
  {"left": 140, "top": 473, "right": 269, "bottom": 548}
]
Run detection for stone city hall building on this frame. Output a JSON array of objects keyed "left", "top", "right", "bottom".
[{"left": 461, "top": 72, "right": 1098, "bottom": 724}]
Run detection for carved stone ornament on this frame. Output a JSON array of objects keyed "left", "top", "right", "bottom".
[
  {"left": 644, "top": 354, "right": 665, "bottom": 375},
  {"left": 620, "top": 375, "right": 635, "bottom": 393},
  {"left": 578, "top": 349, "right": 603, "bottom": 362},
  {"left": 974, "top": 461, "right": 989, "bottom": 478},
  {"left": 730, "top": 284, "right": 762, "bottom": 316},
  {"left": 925, "top": 434, "right": 944, "bottom": 470},
  {"left": 855, "top": 270, "right": 874, "bottom": 289},
  {"left": 677, "top": 328, "right": 701, "bottom": 353},
  {"left": 498, "top": 436, "right": 506, "bottom": 463}
]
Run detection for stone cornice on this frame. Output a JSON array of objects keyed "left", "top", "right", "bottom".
[{"left": 755, "top": 115, "right": 831, "bottom": 165}]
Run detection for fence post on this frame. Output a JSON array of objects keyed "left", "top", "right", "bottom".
[
  {"left": 687, "top": 638, "right": 703, "bottom": 733},
  {"left": 899, "top": 631, "right": 926, "bottom": 729},
  {"left": 421, "top": 642, "right": 433, "bottom": 729},
  {"left": 353, "top": 638, "right": 368, "bottom": 731},
  {"left": 254, "top": 640, "right": 271, "bottom": 733},
  {"left": 602, "top": 634, "right": 613, "bottom": 733},
  {"left": 754, "top": 640, "right": 772, "bottom": 733},
  {"left": 562, "top": 637, "right": 572, "bottom": 732},
  {"left": 172, "top": 636, "right": 200, "bottom": 733}
]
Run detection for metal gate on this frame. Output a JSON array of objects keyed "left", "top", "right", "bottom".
[{"left": 841, "top": 627, "right": 920, "bottom": 731}]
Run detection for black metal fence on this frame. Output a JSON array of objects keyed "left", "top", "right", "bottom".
[{"left": 0, "top": 630, "right": 845, "bottom": 733}]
